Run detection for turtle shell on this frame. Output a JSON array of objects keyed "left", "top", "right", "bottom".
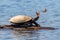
[{"left": 9, "top": 15, "right": 32, "bottom": 23}]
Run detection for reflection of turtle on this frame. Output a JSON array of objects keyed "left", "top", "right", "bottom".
[{"left": 9, "top": 12, "right": 40, "bottom": 28}]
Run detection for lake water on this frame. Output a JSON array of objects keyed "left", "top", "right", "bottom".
[{"left": 0, "top": 0, "right": 60, "bottom": 40}]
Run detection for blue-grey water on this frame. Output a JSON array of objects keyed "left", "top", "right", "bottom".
[{"left": 0, "top": 0, "right": 60, "bottom": 40}]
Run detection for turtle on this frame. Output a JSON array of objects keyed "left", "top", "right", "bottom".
[{"left": 9, "top": 12, "right": 40, "bottom": 28}]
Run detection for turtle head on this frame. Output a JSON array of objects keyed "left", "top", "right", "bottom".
[
  {"left": 32, "top": 11, "right": 40, "bottom": 21},
  {"left": 36, "top": 11, "right": 40, "bottom": 17}
]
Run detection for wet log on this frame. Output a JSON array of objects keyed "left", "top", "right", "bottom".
[{"left": 0, "top": 25, "right": 57, "bottom": 31}]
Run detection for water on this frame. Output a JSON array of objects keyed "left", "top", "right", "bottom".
[
  {"left": 0, "top": 29, "right": 60, "bottom": 40},
  {"left": 0, "top": 0, "right": 60, "bottom": 40}
]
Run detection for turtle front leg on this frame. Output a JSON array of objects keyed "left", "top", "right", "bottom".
[{"left": 33, "top": 21, "right": 40, "bottom": 27}]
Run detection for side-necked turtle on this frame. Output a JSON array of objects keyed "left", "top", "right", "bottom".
[{"left": 9, "top": 12, "right": 40, "bottom": 27}]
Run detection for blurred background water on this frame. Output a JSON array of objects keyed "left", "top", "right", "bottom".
[{"left": 0, "top": 0, "right": 60, "bottom": 40}]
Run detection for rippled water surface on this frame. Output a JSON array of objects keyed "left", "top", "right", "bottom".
[
  {"left": 0, "top": 29, "right": 60, "bottom": 40},
  {"left": 0, "top": 0, "right": 60, "bottom": 40}
]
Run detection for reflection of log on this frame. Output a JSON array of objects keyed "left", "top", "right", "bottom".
[{"left": 0, "top": 25, "right": 57, "bottom": 31}]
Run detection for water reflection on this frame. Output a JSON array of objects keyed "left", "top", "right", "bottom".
[
  {"left": 12, "top": 30, "right": 40, "bottom": 40},
  {"left": 0, "top": 26, "right": 57, "bottom": 40},
  {"left": 0, "top": 27, "right": 59, "bottom": 40}
]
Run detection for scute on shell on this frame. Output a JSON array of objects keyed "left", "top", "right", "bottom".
[{"left": 9, "top": 15, "right": 32, "bottom": 23}]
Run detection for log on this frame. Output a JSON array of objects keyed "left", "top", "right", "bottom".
[{"left": 0, "top": 25, "right": 57, "bottom": 31}]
